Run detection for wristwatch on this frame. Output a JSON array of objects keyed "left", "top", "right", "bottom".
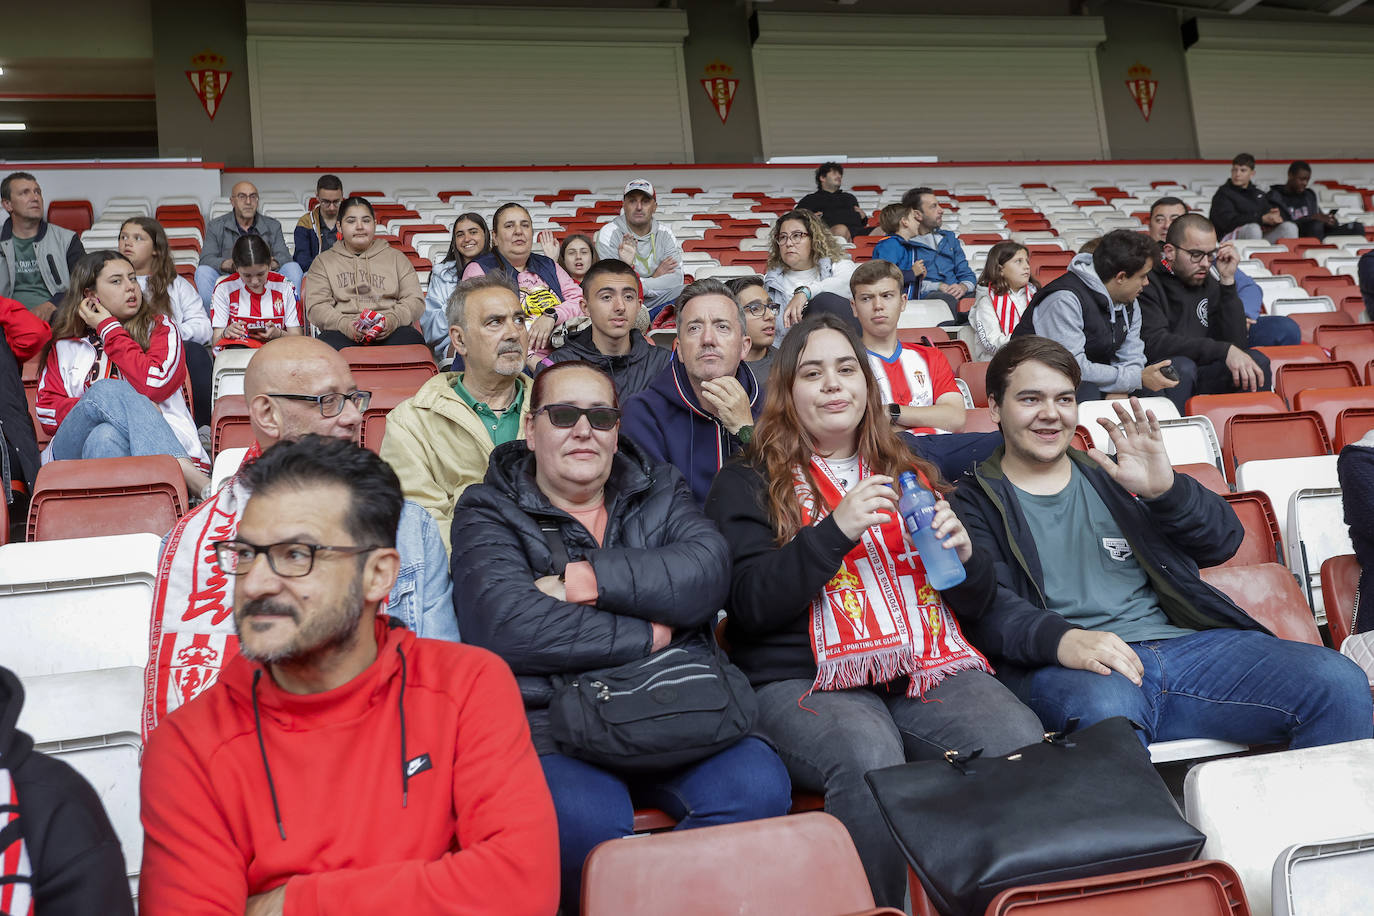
[
  {"left": 888, "top": 403, "right": 901, "bottom": 426},
  {"left": 794, "top": 286, "right": 812, "bottom": 301},
  {"left": 736, "top": 424, "right": 754, "bottom": 445}
]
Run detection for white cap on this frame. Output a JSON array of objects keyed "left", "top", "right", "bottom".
[{"left": 623, "top": 179, "right": 655, "bottom": 198}]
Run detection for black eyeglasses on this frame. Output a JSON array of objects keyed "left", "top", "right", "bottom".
[
  {"left": 266, "top": 389, "right": 372, "bottom": 417},
  {"left": 1175, "top": 246, "right": 1220, "bottom": 264},
  {"left": 778, "top": 231, "right": 811, "bottom": 244},
  {"left": 535, "top": 403, "right": 621, "bottom": 430},
  {"left": 742, "top": 299, "right": 778, "bottom": 318},
  {"left": 212, "top": 540, "right": 385, "bottom": 578}
]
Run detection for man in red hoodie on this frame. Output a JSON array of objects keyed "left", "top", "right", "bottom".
[{"left": 138, "top": 435, "right": 559, "bottom": 915}]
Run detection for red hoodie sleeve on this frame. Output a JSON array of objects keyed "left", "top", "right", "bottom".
[
  {"left": 1, "top": 296, "right": 52, "bottom": 361},
  {"left": 35, "top": 342, "right": 78, "bottom": 435},
  {"left": 97, "top": 315, "right": 187, "bottom": 402},
  {"left": 283, "top": 654, "right": 560, "bottom": 916}
]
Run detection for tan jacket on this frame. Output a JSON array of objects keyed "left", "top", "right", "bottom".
[
  {"left": 379, "top": 372, "right": 532, "bottom": 550},
  {"left": 305, "top": 238, "right": 424, "bottom": 334}
]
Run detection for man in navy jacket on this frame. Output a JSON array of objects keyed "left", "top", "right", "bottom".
[{"left": 951, "top": 335, "right": 1371, "bottom": 748}]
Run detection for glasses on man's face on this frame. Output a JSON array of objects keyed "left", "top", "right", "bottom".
[
  {"left": 1176, "top": 246, "right": 1219, "bottom": 264},
  {"left": 267, "top": 389, "right": 372, "bottom": 417},
  {"left": 743, "top": 299, "right": 778, "bottom": 318},
  {"left": 212, "top": 540, "right": 383, "bottom": 577},
  {"left": 778, "top": 231, "right": 811, "bottom": 245},
  {"left": 536, "top": 403, "right": 621, "bottom": 430},
  {"left": 234, "top": 193, "right": 260, "bottom": 202}
]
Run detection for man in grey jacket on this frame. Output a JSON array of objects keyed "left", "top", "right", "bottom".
[
  {"left": 194, "top": 180, "right": 301, "bottom": 311},
  {"left": 0, "top": 172, "right": 85, "bottom": 322},
  {"left": 1011, "top": 229, "right": 1184, "bottom": 411},
  {"left": 595, "top": 179, "right": 683, "bottom": 317}
]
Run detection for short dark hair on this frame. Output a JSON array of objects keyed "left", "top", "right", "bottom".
[
  {"left": 1288, "top": 160, "right": 1311, "bottom": 176},
  {"left": 231, "top": 234, "right": 273, "bottom": 268},
  {"left": 901, "top": 187, "right": 936, "bottom": 211},
  {"left": 815, "top": 162, "right": 843, "bottom": 188},
  {"left": 240, "top": 435, "right": 401, "bottom": 549},
  {"left": 1232, "top": 152, "right": 1256, "bottom": 169},
  {"left": 677, "top": 276, "right": 745, "bottom": 334},
  {"left": 1165, "top": 212, "right": 1216, "bottom": 248},
  {"left": 724, "top": 274, "right": 767, "bottom": 298},
  {"left": 1149, "top": 196, "right": 1187, "bottom": 215},
  {"left": 530, "top": 359, "right": 619, "bottom": 411},
  {"left": 986, "top": 336, "right": 1081, "bottom": 408},
  {"left": 1091, "top": 229, "right": 1156, "bottom": 282},
  {"left": 580, "top": 258, "right": 638, "bottom": 298},
  {"left": 849, "top": 258, "right": 903, "bottom": 295},
  {"left": 316, "top": 174, "right": 343, "bottom": 193},
  {"left": 338, "top": 196, "right": 375, "bottom": 221},
  {"left": 1, "top": 172, "right": 37, "bottom": 202}
]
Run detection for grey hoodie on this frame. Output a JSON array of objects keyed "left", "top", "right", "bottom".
[
  {"left": 1030, "top": 253, "right": 1145, "bottom": 393},
  {"left": 594, "top": 214, "right": 684, "bottom": 312}
]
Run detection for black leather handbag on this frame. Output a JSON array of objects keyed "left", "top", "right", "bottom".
[
  {"left": 538, "top": 521, "right": 758, "bottom": 773},
  {"left": 864, "top": 716, "right": 1206, "bottom": 916}
]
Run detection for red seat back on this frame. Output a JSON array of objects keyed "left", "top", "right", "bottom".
[
  {"left": 957, "top": 361, "right": 990, "bottom": 408},
  {"left": 1199, "top": 563, "right": 1322, "bottom": 645},
  {"left": 46, "top": 199, "right": 93, "bottom": 235},
  {"left": 1224, "top": 411, "right": 1331, "bottom": 476},
  {"left": 1218, "top": 491, "right": 1282, "bottom": 567},
  {"left": 1293, "top": 386, "right": 1374, "bottom": 443},
  {"left": 358, "top": 388, "right": 414, "bottom": 455},
  {"left": 339, "top": 345, "right": 438, "bottom": 394},
  {"left": 1274, "top": 360, "right": 1359, "bottom": 407},
  {"left": 1335, "top": 407, "right": 1374, "bottom": 449},
  {"left": 1174, "top": 462, "right": 1230, "bottom": 495},
  {"left": 29, "top": 455, "right": 187, "bottom": 541},
  {"left": 211, "top": 395, "right": 253, "bottom": 457},
  {"left": 1320, "top": 554, "right": 1360, "bottom": 650}
]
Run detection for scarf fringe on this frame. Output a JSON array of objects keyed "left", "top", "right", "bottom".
[{"left": 815, "top": 650, "right": 991, "bottom": 699}]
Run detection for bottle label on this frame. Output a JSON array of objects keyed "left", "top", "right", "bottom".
[{"left": 907, "top": 502, "right": 935, "bottom": 530}]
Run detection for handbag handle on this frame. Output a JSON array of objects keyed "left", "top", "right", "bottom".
[{"left": 538, "top": 520, "right": 570, "bottom": 576}]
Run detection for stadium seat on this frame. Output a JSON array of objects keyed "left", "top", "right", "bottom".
[
  {"left": 896, "top": 327, "right": 949, "bottom": 344},
  {"left": 982, "top": 860, "right": 1249, "bottom": 915},
  {"left": 899, "top": 300, "right": 955, "bottom": 328},
  {"left": 1254, "top": 344, "right": 1331, "bottom": 381},
  {"left": 1312, "top": 321, "right": 1374, "bottom": 351},
  {"left": 1218, "top": 491, "right": 1282, "bottom": 568},
  {"left": 932, "top": 339, "right": 969, "bottom": 375},
  {"left": 1224, "top": 411, "right": 1331, "bottom": 478},
  {"left": 1334, "top": 406, "right": 1374, "bottom": 448},
  {"left": 1185, "top": 392, "right": 1285, "bottom": 466},
  {"left": 1185, "top": 738, "right": 1374, "bottom": 915},
  {"left": 46, "top": 199, "right": 93, "bottom": 235},
  {"left": 1293, "top": 386, "right": 1374, "bottom": 444},
  {"left": 1175, "top": 462, "right": 1229, "bottom": 495},
  {"left": 1197, "top": 563, "right": 1321, "bottom": 645},
  {"left": 1320, "top": 554, "right": 1359, "bottom": 650},
  {"left": 1331, "top": 341, "right": 1374, "bottom": 376},
  {"left": 1077, "top": 397, "right": 1180, "bottom": 453},
  {"left": 339, "top": 345, "right": 439, "bottom": 393},
  {"left": 957, "top": 362, "right": 989, "bottom": 408},
  {"left": 1289, "top": 309, "right": 1353, "bottom": 343},
  {"left": 1286, "top": 486, "right": 1351, "bottom": 618},
  {"left": 211, "top": 395, "right": 254, "bottom": 457},
  {"left": 581, "top": 813, "right": 898, "bottom": 916},
  {"left": 211, "top": 347, "right": 256, "bottom": 402},
  {"left": 28, "top": 455, "right": 186, "bottom": 541},
  {"left": 1158, "top": 417, "right": 1224, "bottom": 471},
  {"left": 359, "top": 387, "right": 414, "bottom": 454},
  {"left": 1274, "top": 360, "right": 1360, "bottom": 407},
  {"left": 1234, "top": 454, "right": 1339, "bottom": 549},
  {"left": 211, "top": 446, "right": 249, "bottom": 492}
]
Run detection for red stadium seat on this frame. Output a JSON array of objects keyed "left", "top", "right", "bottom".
[
  {"left": 1218, "top": 491, "right": 1282, "bottom": 567},
  {"left": 339, "top": 345, "right": 438, "bottom": 393},
  {"left": 358, "top": 388, "right": 414, "bottom": 455},
  {"left": 1312, "top": 321, "right": 1374, "bottom": 351},
  {"left": 1174, "top": 462, "right": 1230, "bottom": 495},
  {"left": 1278, "top": 236, "right": 1324, "bottom": 251},
  {"left": 211, "top": 395, "right": 254, "bottom": 457},
  {"left": 1330, "top": 342, "right": 1374, "bottom": 378},
  {"left": 1071, "top": 425, "right": 1093, "bottom": 452},
  {"left": 1254, "top": 344, "right": 1330, "bottom": 381},
  {"left": 1321, "top": 555, "right": 1360, "bottom": 650},
  {"left": 1290, "top": 310, "right": 1352, "bottom": 343},
  {"left": 932, "top": 339, "right": 969, "bottom": 375},
  {"left": 1274, "top": 360, "right": 1359, "bottom": 407},
  {"left": 1335, "top": 406, "right": 1374, "bottom": 449},
  {"left": 1224, "top": 411, "right": 1331, "bottom": 476},
  {"left": 897, "top": 327, "right": 949, "bottom": 343},
  {"left": 1185, "top": 392, "right": 1285, "bottom": 469},
  {"left": 46, "top": 199, "right": 93, "bottom": 235},
  {"left": 1293, "top": 386, "right": 1374, "bottom": 444},
  {"left": 983, "top": 860, "right": 1249, "bottom": 916},
  {"left": 957, "top": 361, "right": 989, "bottom": 408},
  {"left": 1334, "top": 292, "right": 1367, "bottom": 322},
  {"left": 28, "top": 455, "right": 187, "bottom": 541},
  {"left": 1199, "top": 563, "right": 1322, "bottom": 645}
]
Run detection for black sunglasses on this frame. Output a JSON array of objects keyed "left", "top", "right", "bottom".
[{"left": 536, "top": 403, "right": 621, "bottom": 430}]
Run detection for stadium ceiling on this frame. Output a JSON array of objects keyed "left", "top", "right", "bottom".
[{"left": 1126, "top": 0, "right": 1367, "bottom": 15}]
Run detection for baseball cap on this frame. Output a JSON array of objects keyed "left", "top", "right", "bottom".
[{"left": 623, "top": 179, "right": 655, "bottom": 198}]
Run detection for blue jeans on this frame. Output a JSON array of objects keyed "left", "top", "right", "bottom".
[
  {"left": 540, "top": 736, "right": 791, "bottom": 915},
  {"left": 1248, "top": 315, "right": 1301, "bottom": 348},
  {"left": 1016, "top": 629, "right": 1373, "bottom": 749},
  {"left": 754, "top": 671, "right": 1044, "bottom": 908},
  {"left": 195, "top": 262, "right": 304, "bottom": 314},
  {"left": 48, "top": 378, "right": 189, "bottom": 462}
]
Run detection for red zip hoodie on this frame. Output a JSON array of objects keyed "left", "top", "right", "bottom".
[{"left": 139, "top": 618, "right": 559, "bottom": 915}]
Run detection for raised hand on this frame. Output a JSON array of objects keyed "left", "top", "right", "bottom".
[
  {"left": 537, "top": 229, "right": 559, "bottom": 260},
  {"left": 1087, "top": 397, "right": 1174, "bottom": 499}
]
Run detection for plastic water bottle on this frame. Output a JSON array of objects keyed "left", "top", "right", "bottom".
[{"left": 896, "top": 471, "right": 966, "bottom": 591}]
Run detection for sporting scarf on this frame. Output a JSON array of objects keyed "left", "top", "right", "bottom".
[
  {"left": 0, "top": 761, "right": 33, "bottom": 916},
  {"left": 991, "top": 286, "right": 1031, "bottom": 336},
  {"left": 141, "top": 442, "right": 261, "bottom": 740},
  {"left": 794, "top": 456, "right": 990, "bottom": 697}
]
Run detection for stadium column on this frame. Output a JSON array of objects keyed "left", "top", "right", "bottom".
[
  {"left": 1093, "top": 0, "right": 1201, "bottom": 158},
  {"left": 680, "top": 0, "right": 766, "bottom": 163},
  {"left": 149, "top": 0, "right": 255, "bottom": 166}
]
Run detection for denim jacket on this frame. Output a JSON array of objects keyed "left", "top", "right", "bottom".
[{"left": 391, "top": 499, "right": 459, "bottom": 641}]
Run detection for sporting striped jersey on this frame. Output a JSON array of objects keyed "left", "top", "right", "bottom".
[
  {"left": 866, "top": 342, "right": 959, "bottom": 436},
  {"left": 210, "top": 271, "right": 301, "bottom": 348}
]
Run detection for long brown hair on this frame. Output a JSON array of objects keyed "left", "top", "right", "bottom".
[
  {"left": 751, "top": 313, "right": 947, "bottom": 544},
  {"left": 977, "top": 240, "right": 1036, "bottom": 296},
  {"left": 120, "top": 216, "right": 176, "bottom": 314},
  {"left": 40, "top": 251, "right": 168, "bottom": 368}
]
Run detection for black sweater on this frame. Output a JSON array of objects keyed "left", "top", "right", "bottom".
[
  {"left": 704, "top": 457, "right": 999, "bottom": 687},
  {"left": 1138, "top": 264, "right": 1247, "bottom": 365}
]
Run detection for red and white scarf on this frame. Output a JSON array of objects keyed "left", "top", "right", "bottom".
[
  {"left": 991, "top": 286, "right": 1031, "bottom": 336},
  {"left": 0, "top": 763, "right": 33, "bottom": 916},
  {"left": 141, "top": 443, "right": 261, "bottom": 740},
  {"left": 795, "top": 457, "right": 990, "bottom": 697}
]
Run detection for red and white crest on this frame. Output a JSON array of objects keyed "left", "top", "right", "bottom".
[
  {"left": 1126, "top": 63, "right": 1158, "bottom": 122},
  {"left": 700, "top": 60, "right": 739, "bottom": 125},
  {"left": 186, "top": 51, "right": 233, "bottom": 121}
]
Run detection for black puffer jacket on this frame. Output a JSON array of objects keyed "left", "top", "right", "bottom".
[
  {"left": 540, "top": 326, "right": 672, "bottom": 400},
  {"left": 451, "top": 436, "right": 730, "bottom": 751}
]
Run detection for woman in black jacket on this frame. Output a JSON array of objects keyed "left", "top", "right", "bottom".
[
  {"left": 451, "top": 360, "right": 790, "bottom": 915},
  {"left": 705, "top": 313, "right": 1042, "bottom": 909}
]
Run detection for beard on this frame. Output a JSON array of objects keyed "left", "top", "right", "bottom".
[{"left": 234, "top": 574, "right": 366, "bottom": 666}]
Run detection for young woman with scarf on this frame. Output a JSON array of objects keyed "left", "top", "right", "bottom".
[
  {"left": 967, "top": 240, "right": 1036, "bottom": 361},
  {"left": 704, "top": 312, "right": 1042, "bottom": 909}
]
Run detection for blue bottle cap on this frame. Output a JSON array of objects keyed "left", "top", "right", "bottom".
[{"left": 898, "top": 471, "right": 918, "bottom": 488}]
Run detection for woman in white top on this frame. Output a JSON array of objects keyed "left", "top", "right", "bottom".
[
  {"left": 965, "top": 241, "right": 1036, "bottom": 362},
  {"left": 761, "top": 209, "right": 857, "bottom": 341},
  {"left": 120, "top": 216, "right": 214, "bottom": 427}
]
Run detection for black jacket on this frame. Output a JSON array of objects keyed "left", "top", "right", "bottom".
[
  {"left": 1209, "top": 181, "right": 1275, "bottom": 237},
  {"left": 1267, "top": 183, "right": 1321, "bottom": 223},
  {"left": 949, "top": 447, "right": 1265, "bottom": 675},
  {"left": 0, "top": 667, "right": 133, "bottom": 915},
  {"left": 450, "top": 436, "right": 730, "bottom": 751},
  {"left": 705, "top": 456, "right": 999, "bottom": 687},
  {"left": 540, "top": 326, "right": 672, "bottom": 400},
  {"left": 1138, "top": 262, "right": 1247, "bottom": 365}
]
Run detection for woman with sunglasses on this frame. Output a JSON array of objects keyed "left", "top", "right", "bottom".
[
  {"left": 452, "top": 360, "right": 791, "bottom": 915},
  {"left": 726, "top": 274, "right": 779, "bottom": 397},
  {"left": 704, "top": 313, "right": 1043, "bottom": 908}
]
